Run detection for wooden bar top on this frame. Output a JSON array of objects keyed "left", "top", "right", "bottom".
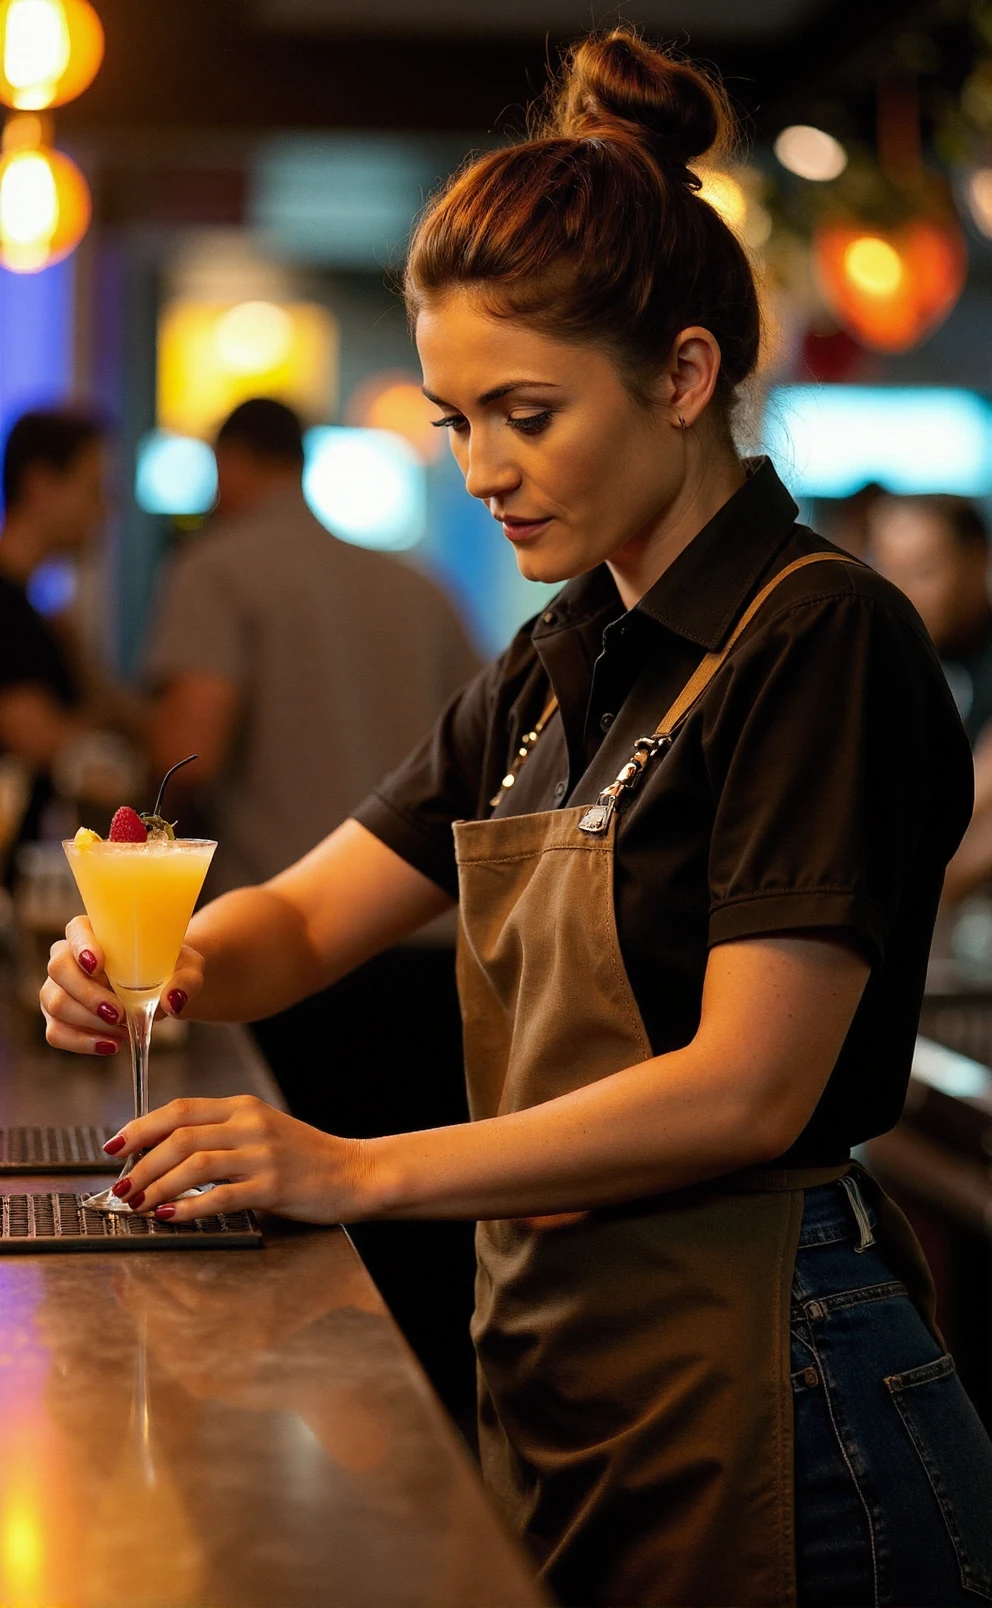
[{"left": 0, "top": 997, "right": 546, "bottom": 1608}]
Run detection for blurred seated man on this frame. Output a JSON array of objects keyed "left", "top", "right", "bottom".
[
  {"left": 144, "top": 397, "right": 483, "bottom": 1424},
  {"left": 868, "top": 495, "right": 992, "bottom": 902},
  {"left": 0, "top": 409, "right": 136, "bottom": 861}
]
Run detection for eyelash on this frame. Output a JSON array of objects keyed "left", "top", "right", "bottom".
[{"left": 430, "top": 410, "right": 554, "bottom": 437}]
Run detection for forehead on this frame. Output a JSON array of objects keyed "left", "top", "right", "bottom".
[{"left": 415, "top": 288, "right": 599, "bottom": 392}]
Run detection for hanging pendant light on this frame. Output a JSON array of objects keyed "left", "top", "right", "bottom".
[
  {"left": 0, "top": 0, "right": 103, "bottom": 112},
  {"left": 0, "top": 111, "right": 90, "bottom": 271},
  {"left": 812, "top": 78, "right": 967, "bottom": 355}
]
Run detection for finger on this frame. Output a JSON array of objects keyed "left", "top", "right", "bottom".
[
  {"left": 122, "top": 1150, "right": 238, "bottom": 1214},
  {"left": 40, "top": 977, "right": 125, "bottom": 1037},
  {"left": 160, "top": 948, "right": 205, "bottom": 1018},
  {"left": 46, "top": 940, "right": 119, "bottom": 1020},
  {"left": 65, "top": 916, "right": 105, "bottom": 980},
  {"left": 121, "top": 1123, "right": 242, "bottom": 1195},
  {"left": 106, "top": 1096, "right": 244, "bottom": 1159},
  {"left": 147, "top": 1180, "right": 256, "bottom": 1225},
  {"left": 41, "top": 1010, "right": 123, "bottom": 1057}
]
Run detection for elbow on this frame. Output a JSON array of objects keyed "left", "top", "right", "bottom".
[{"left": 742, "top": 1093, "right": 814, "bottom": 1166}]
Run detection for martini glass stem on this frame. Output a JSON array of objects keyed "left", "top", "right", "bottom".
[{"left": 116, "top": 997, "right": 157, "bottom": 1185}]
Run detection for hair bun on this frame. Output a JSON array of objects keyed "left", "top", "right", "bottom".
[{"left": 551, "top": 29, "right": 727, "bottom": 170}]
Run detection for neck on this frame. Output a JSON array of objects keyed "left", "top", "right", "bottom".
[
  {"left": 607, "top": 444, "right": 747, "bottom": 611},
  {"left": 0, "top": 510, "right": 51, "bottom": 584}
]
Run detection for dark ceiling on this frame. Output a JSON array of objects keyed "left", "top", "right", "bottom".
[{"left": 53, "top": 0, "right": 971, "bottom": 147}]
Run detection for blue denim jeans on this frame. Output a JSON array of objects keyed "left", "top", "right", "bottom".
[{"left": 792, "top": 1169, "right": 992, "bottom": 1607}]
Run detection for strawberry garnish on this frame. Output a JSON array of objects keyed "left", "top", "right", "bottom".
[{"left": 109, "top": 806, "right": 148, "bottom": 843}]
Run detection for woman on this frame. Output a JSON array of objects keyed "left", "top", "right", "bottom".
[{"left": 42, "top": 31, "right": 992, "bottom": 1608}]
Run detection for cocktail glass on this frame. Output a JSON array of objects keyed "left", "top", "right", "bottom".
[{"left": 62, "top": 836, "right": 216, "bottom": 1213}]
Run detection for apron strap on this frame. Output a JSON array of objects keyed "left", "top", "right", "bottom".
[{"left": 577, "top": 552, "right": 859, "bottom": 834}]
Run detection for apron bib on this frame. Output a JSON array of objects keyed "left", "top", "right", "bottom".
[{"left": 454, "top": 555, "right": 939, "bottom": 1608}]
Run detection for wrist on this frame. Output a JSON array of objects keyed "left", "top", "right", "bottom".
[{"left": 349, "top": 1133, "right": 411, "bottom": 1219}]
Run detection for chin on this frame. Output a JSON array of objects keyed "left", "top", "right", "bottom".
[{"left": 513, "top": 536, "right": 602, "bottom": 586}]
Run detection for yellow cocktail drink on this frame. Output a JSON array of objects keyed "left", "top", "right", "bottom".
[{"left": 64, "top": 838, "right": 215, "bottom": 1009}]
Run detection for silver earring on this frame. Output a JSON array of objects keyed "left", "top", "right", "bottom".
[{"left": 678, "top": 413, "right": 688, "bottom": 431}]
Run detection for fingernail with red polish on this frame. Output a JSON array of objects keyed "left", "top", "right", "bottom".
[
  {"left": 111, "top": 1177, "right": 132, "bottom": 1198},
  {"left": 103, "top": 1133, "right": 126, "bottom": 1155},
  {"left": 127, "top": 1191, "right": 145, "bottom": 1211},
  {"left": 166, "top": 989, "right": 188, "bottom": 1016},
  {"left": 97, "top": 1002, "right": 119, "bottom": 1025},
  {"left": 79, "top": 950, "right": 98, "bottom": 975},
  {"left": 95, "top": 1040, "right": 118, "bottom": 1056},
  {"left": 155, "top": 1204, "right": 176, "bottom": 1221}
]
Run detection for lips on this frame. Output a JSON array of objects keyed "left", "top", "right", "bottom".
[{"left": 498, "top": 514, "right": 552, "bottom": 544}]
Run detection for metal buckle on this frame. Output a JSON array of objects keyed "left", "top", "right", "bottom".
[{"left": 578, "top": 796, "right": 617, "bottom": 835}]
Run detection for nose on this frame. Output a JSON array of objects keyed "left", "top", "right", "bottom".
[{"left": 462, "top": 433, "right": 521, "bottom": 504}]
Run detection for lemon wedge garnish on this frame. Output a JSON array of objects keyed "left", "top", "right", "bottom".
[{"left": 73, "top": 827, "right": 101, "bottom": 849}]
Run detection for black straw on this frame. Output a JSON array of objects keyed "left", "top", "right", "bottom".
[{"left": 151, "top": 754, "right": 197, "bottom": 819}]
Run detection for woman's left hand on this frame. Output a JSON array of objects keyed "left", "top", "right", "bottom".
[{"left": 105, "top": 1096, "right": 376, "bottom": 1224}]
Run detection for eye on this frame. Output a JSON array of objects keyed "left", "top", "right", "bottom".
[
  {"left": 430, "top": 414, "right": 468, "bottom": 432},
  {"left": 508, "top": 410, "right": 553, "bottom": 435}
]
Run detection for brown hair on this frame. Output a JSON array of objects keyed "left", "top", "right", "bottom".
[{"left": 405, "top": 28, "right": 761, "bottom": 413}]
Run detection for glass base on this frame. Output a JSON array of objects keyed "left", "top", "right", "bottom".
[{"left": 82, "top": 1182, "right": 216, "bottom": 1216}]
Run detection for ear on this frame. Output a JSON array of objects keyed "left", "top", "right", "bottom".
[{"left": 661, "top": 326, "right": 723, "bottom": 429}]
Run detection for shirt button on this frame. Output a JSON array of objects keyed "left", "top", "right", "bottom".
[
  {"left": 553, "top": 781, "right": 566, "bottom": 800},
  {"left": 600, "top": 712, "right": 615, "bottom": 732}
]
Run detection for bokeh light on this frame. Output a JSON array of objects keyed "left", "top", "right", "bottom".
[
  {"left": 843, "top": 236, "right": 904, "bottom": 297},
  {"left": 0, "top": 127, "right": 90, "bottom": 271},
  {"left": 157, "top": 300, "right": 338, "bottom": 440},
  {"left": 213, "top": 300, "right": 294, "bottom": 375},
  {"left": 966, "top": 168, "right": 992, "bottom": 238},
  {"left": 347, "top": 370, "right": 442, "bottom": 462},
  {"left": 135, "top": 431, "right": 218, "bottom": 517},
  {"left": 773, "top": 125, "right": 847, "bottom": 182},
  {"left": 764, "top": 386, "right": 992, "bottom": 498},
  {"left": 0, "top": 0, "right": 103, "bottom": 111},
  {"left": 303, "top": 427, "right": 426, "bottom": 551}
]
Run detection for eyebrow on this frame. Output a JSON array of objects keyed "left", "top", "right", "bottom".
[{"left": 422, "top": 380, "right": 562, "bottom": 409}]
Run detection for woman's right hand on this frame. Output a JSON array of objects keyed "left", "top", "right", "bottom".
[{"left": 40, "top": 916, "right": 206, "bottom": 1055}]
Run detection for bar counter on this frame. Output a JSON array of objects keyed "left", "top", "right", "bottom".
[{"left": 0, "top": 991, "right": 546, "bottom": 1608}]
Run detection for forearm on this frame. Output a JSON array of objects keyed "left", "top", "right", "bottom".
[
  {"left": 365, "top": 1045, "right": 784, "bottom": 1221},
  {"left": 184, "top": 886, "right": 328, "bottom": 1021},
  {"left": 184, "top": 821, "right": 454, "bottom": 1023}
]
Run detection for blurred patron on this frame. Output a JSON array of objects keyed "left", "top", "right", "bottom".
[
  {"left": 145, "top": 397, "right": 481, "bottom": 891},
  {"left": 868, "top": 494, "right": 992, "bottom": 744},
  {"left": 0, "top": 409, "right": 141, "bottom": 868},
  {"left": 144, "top": 396, "right": 483, "bottom": 1420},
  {"left": 868, "top": 495, "right": 992, "bottom": 902}
]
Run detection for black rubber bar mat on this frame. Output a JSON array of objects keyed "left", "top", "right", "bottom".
[
  {"left": 0, "top": 1193, "right": 262, "bottom": 1250},
  {"left": 0, "top": 1125, "right": 119, "bottom": 1173}
]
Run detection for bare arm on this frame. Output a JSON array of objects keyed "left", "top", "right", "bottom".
[
  {"left": 41, "top": 820, "right": 453, "bottom": 1049},
  {"left": 98, "top": 931, "right": 870, "bottom": 1224}
]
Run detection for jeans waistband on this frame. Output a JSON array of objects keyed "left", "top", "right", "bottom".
[{"left": 797, "top": 1168, "right": 877, "bottom": 1252}]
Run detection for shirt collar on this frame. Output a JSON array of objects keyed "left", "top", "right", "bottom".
[{"left": 533, "top": 457, "right": 799, "bottom": 651}]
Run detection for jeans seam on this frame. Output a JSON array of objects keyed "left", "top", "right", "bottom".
[
  {"left": 802, "top": 1327, "right": 881, "bottom": 1608},
  {"left": 887, "top": 1387, "right": 992, "bottom": 1601}
]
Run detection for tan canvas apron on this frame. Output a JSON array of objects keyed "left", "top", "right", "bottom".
[{"left": 454, "top": 556, "right": 940, "bottom": 1608}]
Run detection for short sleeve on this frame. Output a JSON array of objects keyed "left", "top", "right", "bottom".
[
  {"left": 703, "top": 593, "right": 972, "bottom": 964},
  {"left": 144, "top": 545, "right": 248, "bottom": 689},
  {"left": 352, "top": 657, "right": 501, "bottom": 898}
]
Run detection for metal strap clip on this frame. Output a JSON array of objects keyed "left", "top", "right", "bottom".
[{"left": 578, "top": 734, "right": 671, "bottom": 835}]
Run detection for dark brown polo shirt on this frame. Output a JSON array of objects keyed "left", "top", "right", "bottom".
[{"left": 354, "top": 459, "right": 974, "bottom": 1164}]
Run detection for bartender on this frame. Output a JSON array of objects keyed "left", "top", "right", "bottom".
[{"left": 41, "top": 28, "right": 992, "bottom": 1608}]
